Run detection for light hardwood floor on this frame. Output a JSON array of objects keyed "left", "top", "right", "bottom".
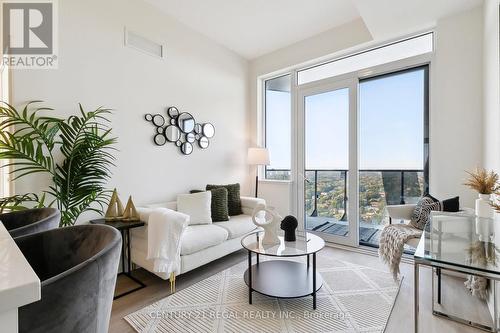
[{"left": 110, "top": 246, "right": 488, "bottom": 333}]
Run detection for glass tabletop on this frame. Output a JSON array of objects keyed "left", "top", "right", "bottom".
[
  {"left": 241, "top": 231, "right": 325, "bottom": 257},
  {"left": 414, "top": 211, "right": 500, "bottom": 276}
]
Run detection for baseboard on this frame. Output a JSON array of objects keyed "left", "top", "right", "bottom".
[{"left": 324, "top": 241, "right": 415, "bottom": 264}]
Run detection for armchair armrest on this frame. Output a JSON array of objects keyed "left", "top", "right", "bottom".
[
  {"left": 241, "top": 196, "right": 266, "bottom": 215},
  {"left": 386, "top": 204, "right": 416, "bottom": 221}
]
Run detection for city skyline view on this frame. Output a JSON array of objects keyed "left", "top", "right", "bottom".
[{"left": 265, "top": 68, "right": 426, "bottom": 171}]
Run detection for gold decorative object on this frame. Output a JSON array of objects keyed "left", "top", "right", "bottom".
[
  {"left": 105, "top": 189, "right": 124, "bottom": 221},
  {"left": 122, "top": 196, "right": 140, "bottom": 222}
]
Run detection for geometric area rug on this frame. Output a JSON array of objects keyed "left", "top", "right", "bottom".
[{"left": 125, "top": 257, "right": 402, "bottom": 333}]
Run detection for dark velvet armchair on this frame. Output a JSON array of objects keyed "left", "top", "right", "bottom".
[
  {"left": 15, "top": 224, "right": 122, "bottom": 333},
  {"left": 1, "top": 207, "right": 60, "bottom": 237}
]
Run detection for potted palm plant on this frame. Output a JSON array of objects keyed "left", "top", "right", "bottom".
[{"left": 0, "top": 101, "right": 117, "bottom": 226}]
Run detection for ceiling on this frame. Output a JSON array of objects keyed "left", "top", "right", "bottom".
[
  {"left": 353, "top": 0, "right": 483, "bottom": 40},
  {"left": 143, "top": 0, "right": 360, "bottom": 59},
  {"left": 144, "top": 0, "right": 483, "bottom": 60}
]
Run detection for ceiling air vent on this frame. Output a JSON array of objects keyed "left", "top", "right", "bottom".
[{"left": 124, "top": 28, "right": 165, "bottom": 59}]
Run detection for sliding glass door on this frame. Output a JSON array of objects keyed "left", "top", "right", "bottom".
[
  {"left": 358, "top": 66, "right": 429, "bottom": 247},
  {"left": 298, "top": 79, "right": 358, "bottom": 246},
  {"left": 297, "top": 66, "right": 429, "bottom": 247}
]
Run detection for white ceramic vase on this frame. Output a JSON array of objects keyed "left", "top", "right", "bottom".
[
  {"left": 494, "top": 212, "right": 500, "bottom": 246},
  {"left": 475, "top": 217, "right": 493, "bottom": 242},
  {"left": 251, "top": 203, "right": 282, "bottom": 245},
  {"left": 475, "top": 193, "right": 493, "bottom": 218}
]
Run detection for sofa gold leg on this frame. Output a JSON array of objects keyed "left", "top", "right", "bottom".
[{"left": 169, "top": 272, "right": 176, "bottom": 293}]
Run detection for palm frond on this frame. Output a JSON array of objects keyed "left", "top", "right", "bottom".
[
  {"left": 0, "top": 193, "right": 41, "bottom": 213},
  {"left": 0, "top": 102, "right": 61, "bottom": 180},
  {"left": 0, "top": 131, "right": 53, "bottom": 177},
  {"left": 0, "top": 102, "right": 117, "bottom": 226},
  {"left": 58, "top": 190, "right": 111, "bottom": 227},
  {"left": 54, "top": 105, "right": 116, "bottom": 226},
  {"left": 0, "top": 101, "right": 61, "bottom": 150}
]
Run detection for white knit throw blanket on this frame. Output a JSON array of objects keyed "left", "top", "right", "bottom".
[
  {"left": 147, "top": 208, "right": 189, "bottom": 275},
  {"left": 379, "top": 224, "right": 422, "bottom": 280},
  {"left": 379, "top": 223, "right": 488, "bottom": 299},
  {"left": 464, "top": 275, "right": 488, "bottom": 299}
]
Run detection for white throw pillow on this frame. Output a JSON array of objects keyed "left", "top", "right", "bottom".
[{"left": 177, "top": 191, "right": 212, "bottom": 225}]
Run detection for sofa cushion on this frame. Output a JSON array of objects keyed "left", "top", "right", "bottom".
[
  {"left": 181, "top": 224, "right": 228, "bottom": 255},
  {"left": 177, "top": 192, "right": 212, "bottom": 225},
  {"left": 442, "top": 196, "right": 460, "bottom": 212},
  {"left": 410, "top": 195, "right": 442, "bottom": 230},
  {"left": 206, "top": 183, "right": 243, "bottom": 216},
  {"left": 191, "top": 188, "right": 229, "bottom": 222},
  {"left": 213, "top": 214, "right": 257, "bottom": 239},
  {"left": 208, "top": 187, "right": 229, "bottom": 221}
]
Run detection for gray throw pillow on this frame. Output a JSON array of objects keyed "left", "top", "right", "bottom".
[{"left": 409, "top": 195, "right": 442, "bottom": 230}]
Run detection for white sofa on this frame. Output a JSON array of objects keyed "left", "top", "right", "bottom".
[{"left": 130, "top": 196, "right": 265, "bottom": 280}]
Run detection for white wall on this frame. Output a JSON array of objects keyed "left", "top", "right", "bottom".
[
  {"left": 430, "top": 5, "right": 484, "bottom": 207},
  {"left": 482, "top": 0, "right": 500, "bottom": 321},
  {"left": 259, "top": 180, "right": 292, "bottom": 217},
  {"left": 11, "top": 0, "right": 250, "bottom": 218},
  {"left": 483, "top": 0, "right": 500, "bottom": 173}
]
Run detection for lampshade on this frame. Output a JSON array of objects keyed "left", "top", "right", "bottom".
[{"left": 248, "top": 147, "right": 270, "bottom": 165}]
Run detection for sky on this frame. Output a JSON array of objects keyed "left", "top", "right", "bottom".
[{"left": 266, "top": 68, "right": 425, "bottom": 171}]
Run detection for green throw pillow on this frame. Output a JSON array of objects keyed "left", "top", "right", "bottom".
[
  {"left": 190, "top": 188, "right": 229, "bottom": 222},
  {"left": 206, "top": 183, "right": 242, "bottom": 216}
]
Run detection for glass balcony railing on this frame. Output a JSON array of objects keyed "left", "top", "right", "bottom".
[{"left": 265, "top": 168, "right": 425, "bottom": 247}]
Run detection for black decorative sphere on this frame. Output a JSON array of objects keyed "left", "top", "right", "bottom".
[{"left": 281, "top": 215, "right": 298, "bottom": 241}]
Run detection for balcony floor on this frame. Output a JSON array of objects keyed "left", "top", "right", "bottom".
[
  {"left": 306, "top": 216, "right": 382, "bottom": 246},
  {"left": 305, "top": 216, "right": 416, "bottom": 252}
]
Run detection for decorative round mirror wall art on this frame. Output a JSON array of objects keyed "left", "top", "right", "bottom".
[{"left": 145, "top": 106, "right": 215, "bottom": 155}]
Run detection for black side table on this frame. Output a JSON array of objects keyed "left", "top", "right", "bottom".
[{"left": 90, "top": 218, "right": 146, "bottom": 299}]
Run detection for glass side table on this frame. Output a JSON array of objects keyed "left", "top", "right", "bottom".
[
  {"left": 414, "top": 211, "right": 500, "bottom": 332},
  {"left": 241, "top": 230, "right": 325, "bottom": 309}
]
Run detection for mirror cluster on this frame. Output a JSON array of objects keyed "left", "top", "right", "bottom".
[{"left": 144, "top": 106, "right": 215, "bottom": 155}]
